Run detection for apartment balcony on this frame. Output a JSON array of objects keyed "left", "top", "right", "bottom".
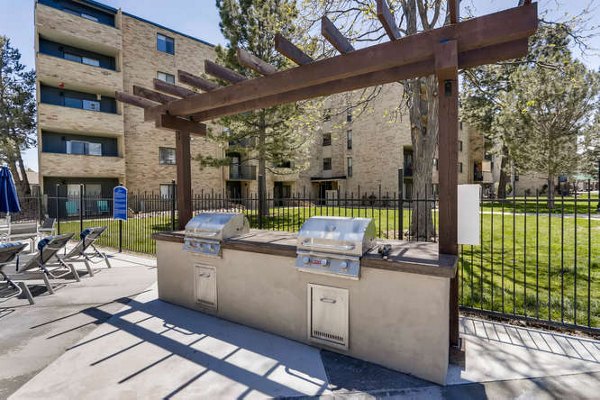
[
  {"left": 228, "top": 165, "right": 257, "bottom": 181},
  {"left": 37, "top": 53, "right": 122, "bottom": 96},
  {"left": 39, "top": 103, "right": 124, "bottom": 136},
  {"left": 36, "top": 3, "right": 121, "bottom": 56},
  {"left": 40, "top": 153, "right": 125, "bottom": 179}
]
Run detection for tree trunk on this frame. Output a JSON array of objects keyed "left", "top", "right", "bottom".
[
  {"left": 258, "top": 112, "right": 268, "bottom": 216},
  {"left": 408, "top": 76, "right": 436, "bottom": 241},
  {"left": 497, "top": 148, "right": 510, "bottom": 199},
  {"left": 547, "top": 175, "right": 555, "bottom": 209},
  {"left": 15, "top": 143, "right": 31, "bottom": 197}
]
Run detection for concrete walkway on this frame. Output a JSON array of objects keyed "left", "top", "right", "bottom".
[{"left": 2, "top": 251, "right": 600, "bottom": 399}]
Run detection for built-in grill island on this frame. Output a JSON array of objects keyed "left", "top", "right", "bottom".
[
  {"left": 296, "top": 217, "right": 375, "bottom": 279},
  {"left": 155, "top": 214, "right": 457, "bottom": 385}
]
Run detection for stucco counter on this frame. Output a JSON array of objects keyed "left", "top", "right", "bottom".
[{"left": 154, "top": 229, "right": 457, "bottom": 385}]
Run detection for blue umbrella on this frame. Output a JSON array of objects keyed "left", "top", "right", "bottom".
[{"left": 0, "top": 166, "right": 21, "bottom": 214}]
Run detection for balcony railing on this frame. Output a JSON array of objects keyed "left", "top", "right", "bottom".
[{"left": 228, "top": 165, "right": 257, "bottom": 181}]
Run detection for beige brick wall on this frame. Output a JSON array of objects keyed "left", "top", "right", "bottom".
[
  {"left": 36, "top": 3, "right": 121, "bottom": 55},
  {"left": 40, "top": 153, "right": 125, "bottom": 179},
  {"left": 38, "top": 103, "right": 124, "bottom": 137},
  {"left": 37, "top": 53, "right": 123, "bottom": 95},
  {"left": 120, "top": 15, "right": 225, "bottom": 194}
]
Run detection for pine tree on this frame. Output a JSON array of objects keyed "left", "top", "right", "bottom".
[
  {"left": 0, "top": 36, "right": 37, "bottom": 197},
  {"left": 202, "top": 0, "right": 319, "bottom": 215}
]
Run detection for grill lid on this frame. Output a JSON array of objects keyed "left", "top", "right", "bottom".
[
  {"left": 184, "top": 212, "right": 249, "bottom": 241},
  {"left": 297, "top": 216, "right": 376, "bottom": 257}
]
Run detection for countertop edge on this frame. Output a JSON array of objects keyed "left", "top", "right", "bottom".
[{"left": 153, "top": 231, "right": 457, "bottom": 278}]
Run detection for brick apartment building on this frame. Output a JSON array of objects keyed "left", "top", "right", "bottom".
[{"left": 35, "top": 0, "right": 486, "bottom": 216}]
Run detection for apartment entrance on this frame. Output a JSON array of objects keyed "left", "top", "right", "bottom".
[
  {"left": 273, "top": 182, "right": 291, "bottom": 206},
  {"left": 226, "top": 181, "right": 242, "bottom": 201}
]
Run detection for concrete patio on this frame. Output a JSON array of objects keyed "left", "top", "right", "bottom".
[{"left": 1, "top": 250, "right": 599, "bottom": 399}]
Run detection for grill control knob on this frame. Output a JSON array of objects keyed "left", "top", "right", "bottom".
[
  {"left": 340, "top": 261, "right": 348, "bottom": 269},
  {"left": 303, "top": 256, "right": 310, "bottom": 264},
  {"left": 320, "top": 259, "right": 328, "bottom": 266}
]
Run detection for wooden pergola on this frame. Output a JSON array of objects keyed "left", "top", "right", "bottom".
[{"left": 116, "top": 0, "right": 538, "bottom": 348}]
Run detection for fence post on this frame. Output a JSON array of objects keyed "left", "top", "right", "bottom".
[
  {"left": 398, "top": 168, "right": 404, "bottom": 239},
  {"left": 258, "top": 175, "right": 265, "bottom": 229},
  {"left": 171, "top": 179, "right": 176, "bottom": 231},
  {"left": 55, "top": 184, "right": 61, "bottom": 235},
  {"left": 119, "top": 219, "right": 123, "bottom": 253},
  {"left": 79, "top": 184, "right": 84, "bottom": 234}
]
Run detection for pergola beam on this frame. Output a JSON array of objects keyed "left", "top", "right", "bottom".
[
  {"left": 274, "top": 34, "right": 313, "bottom": 65},
  {"left": 115, "top": 91, "right": 158, "bottom": 109},
  {"left": 178, "top": 70, "right": 220, "bottom": 92},
  {"left": 448, "top": 0, "right": 460, "bottom": 24},
  {"left": 237, "top": 49, "right": 278, "bottom": 75},
  {"left": 133, "top": 86, "right": 178, "bottom": 104},
  {"left": 147, "top": 3, "right": 536, "bottom": 120},
  {"left": 153, "top": 79, "right": 197, "bottom": 98},
  {"left": 321, "top": 16, "right": 354, "bottom": 54},
  {"left": 377, "top": 0, "right": 401, "bottom": 40},
  {"left": 205, "top": 60, "right": 246, "bottom": 83},
  {"left": 156, "top": 114, "right": 207, "bottom": 135}
]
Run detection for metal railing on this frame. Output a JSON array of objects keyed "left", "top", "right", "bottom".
[{"left": 7, "top": 184, "right": 598, "bottom": 333}]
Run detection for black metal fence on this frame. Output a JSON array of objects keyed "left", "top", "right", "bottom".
[{"left": 8, "top": 185, "right": 599, "bottom": 333}]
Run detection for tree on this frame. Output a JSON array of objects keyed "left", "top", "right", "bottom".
[
  {"left": 462, "top": 24, "right": 599, "bottom": 207},
  {"left": 299, "top": 0, "right": 449, "bottom": 240},
  {"left": 0, "top": 36, "right": 36, "bottom": 197},
  {"left": 201, "top": 0, "right": 319, "bottom": 215}
]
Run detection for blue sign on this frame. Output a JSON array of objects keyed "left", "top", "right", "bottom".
[{"left": 113, "top": 186, "right": 128, "bottom": 221}]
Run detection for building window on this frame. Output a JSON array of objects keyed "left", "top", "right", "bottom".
[
  {"left": 81, "top": 12, "right": 99, "bottom": 22},
  {"left": 322, "top": 133, "right": 332, "bottom": 146},
  {"left": 458, "top": 162, "right": 463, "bottom": 173},
  {"left": 433, "top": 158, "right": 438, "bottom": 170},
  {"left": 160, "top": 184, "right": 175, "bottom": 199},
  {"left": 66, "top": 140, "right": 102, "bottom": 156},
  {"left": 157, "top": 71, "right": 175, "bottom": 84},
  {"left": 82, "top": 56, "right": 100, "bottom": 67},
  {"left": 157, "top": 33, "right": 175, "bottom": 55},
  {"left": 82, "top": 99, "right": 101, "bottom": 111},
  {"left": 324, "top": 108, "right": 331, "bottom": 121},
  {"left": 159, "top": 147, "right": 176, "bottom": 165},
  {"left": 347, "top": 157, "right": 353, "bottom": 177},
  {"left": 458, "top": 140, "right": 463, "bottom": 152},
  {"left": 275, "top": 160, "right": 293, "bottom": 168},
  {"left": 346, "top": 108, "right": 352, "bottom": 122},
  {"left": 347, "top": 130, "right": 352, "bottom": 150},
  {"left": 323, "top": 157, "right": 332, "bottom": 171}
]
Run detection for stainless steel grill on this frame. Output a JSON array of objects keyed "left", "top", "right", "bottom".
[
  {"left": 183, "top": 213, "right": 249, "bottom": 256},
  {"left": 296, "top": 216, "right": 376, "bottom": 279}
]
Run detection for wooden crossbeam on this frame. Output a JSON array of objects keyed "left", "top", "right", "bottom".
[
  {"left": 377, "top": 0, "right": 401, "bottom": 40},
  {"left": 153, "top": 79, "right": 197, "bottom": 98},
  {"left": 148, "top": 3, "right": 536, "bottom": 120},
  {"left": 156, "top": 114, "right": 206, "bottom": 135},
  {"left": 178, "top": 70, "right": 220, "bottom": 92},
  {"left": 115, "top": 91, "right": 158, "bottom": 109},
  {"left": 237, "top": 49, "right": 278, "bottom": 75},
  {"left": 187, "top": 39, "right": 528, "bottom": 122},
  {"left": 321, "top": 16, "right": 354, "bottom": 54},
  {"left": 205, "top": 60, "right": 246, "bottom": 83},
  {"left": 274, "top": 34, "right": 313, "bottom": 65},
  {"left": 133, "top": 86, "right": 177, "bottom": 104},
  {"left": 449, "top": 0, "right": 460, "bottom": 24}
]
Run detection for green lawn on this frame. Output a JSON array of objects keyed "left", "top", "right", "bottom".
[{"left": 57, "top": 205, "right": 600, "bottom": 329}]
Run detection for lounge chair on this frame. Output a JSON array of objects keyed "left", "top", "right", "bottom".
[
  {"left": 0, "top": 216, "right": 10, "bottom": 242},
  {"left": 56, "top": 227, "right": 111, "bottom": 277},
  {"left": 0, "top": 242, "right": 32, "bottom": 304},
  {"left": 1, "top": 233, "right": 78, "bottom": 296},
  {"left": 9, "top": 222, "right": 39, "bottom": 251},
  {"left": 38, "top": 217, "right": 57, "bottom": 237}
]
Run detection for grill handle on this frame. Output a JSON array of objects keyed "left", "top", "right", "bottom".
[
  {"left": 320, "top": 297, "right": 337, "bottom": 304},
  {"left": 301, "top": 241, "right": 355, "bottom": 251},
  {"left": 191, "top": 231, "right": 218, "bottom": 237}
]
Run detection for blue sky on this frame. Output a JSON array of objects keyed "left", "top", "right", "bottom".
[{"left": 0, "top": 0, "right": 598, "bottom": 170}]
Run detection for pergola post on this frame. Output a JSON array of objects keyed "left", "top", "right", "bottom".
[
  {"left": 176, "top": 130, "right": 193, "bottom": 230},
  {"left": 435, "top": 40, "right": 459, "bottom": 348}
]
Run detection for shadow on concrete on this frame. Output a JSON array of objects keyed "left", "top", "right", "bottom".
[
  {"left": 74, "top": 297, "right": 330, "bottom": 399},
  {"left": 461, "top": 316, "right": 600, "bottom": 364}
]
